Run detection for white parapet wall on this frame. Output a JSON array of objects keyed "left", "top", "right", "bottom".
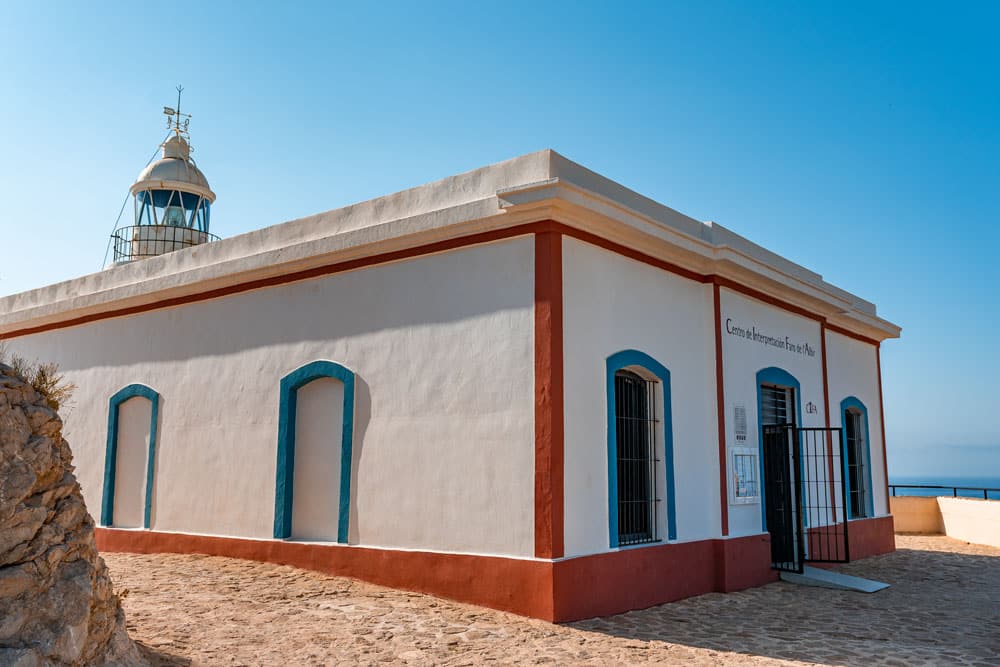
[
  {"left": 937, "top": 498, "right": 1000, "bottom": 548},
  {"left": 890, "top": 496, "right": 1000, "bottom": 548},
  {"left": 889, "top": 496, "right": 945, "bottom": 534}
]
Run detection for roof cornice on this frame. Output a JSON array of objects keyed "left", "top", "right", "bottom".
[
  {"left": 0, "top": 150, "right": 901, "bottom": 342},
  {"left": 497, "top": 178, "right": 900, "bottom": 340}
]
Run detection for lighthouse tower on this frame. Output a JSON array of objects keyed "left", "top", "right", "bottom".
[{"left": 111, "top": 91, "right": 217, "bottom": 263}]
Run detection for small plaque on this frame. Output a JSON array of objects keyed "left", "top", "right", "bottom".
[{"left": 734, "top": 403, "right": 747, "bottom": 442}]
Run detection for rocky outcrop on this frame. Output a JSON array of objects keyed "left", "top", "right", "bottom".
[{"left": 0, "top": 363, "right": 144, "bottom": 666}]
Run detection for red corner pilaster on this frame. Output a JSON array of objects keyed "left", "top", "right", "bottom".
[
  {"left": 876, "top": 343, "right": 891, "bottom": 509},
  {"left": 534, "top": 230, "right": 564, "bottom": 559},
  {"left": 712, "top": 281, "right": 729, "bottom": 535}
]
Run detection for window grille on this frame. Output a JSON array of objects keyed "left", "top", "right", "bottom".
[
  {"left": 760, "top": 384, "right": 794, "bottom": 426},
  {"left": 844, "top": 410, "right": 868, "bottom": 518},
  {"left": 614, "top": 370, "right": 659, "bottom": 546}
]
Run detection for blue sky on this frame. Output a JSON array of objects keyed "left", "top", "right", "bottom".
[{"left": 1, "top": 2, "right": 997, "bottom": 478}]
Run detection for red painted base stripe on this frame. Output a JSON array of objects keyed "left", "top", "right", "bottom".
[
  {"left": 804, "top": 516, "right": 896, "bottom": 567},
  {"left": 553, "top": 534, "right": 777, "bottom": 621},
  {"left": 95, "top": 528, "right": 556, "bottom": 620},
  {"left": 95, "top": 528, "right": 780, "bottom": 622},
  {"left": 844, "top": 515, "right": 896, "bottom": 560}
]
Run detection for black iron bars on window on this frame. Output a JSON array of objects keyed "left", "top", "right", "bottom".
[{"left": 614, "top": 370, "right": 660, "bottom": 546}]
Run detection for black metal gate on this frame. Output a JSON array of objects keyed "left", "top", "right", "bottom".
[
  {"left": 762, "top": 425, "right": 803, "bottom": 571},
  {"left": 762, "top": 425, "right": 850, "bottom": 573}
]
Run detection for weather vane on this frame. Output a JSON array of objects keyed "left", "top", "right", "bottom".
[{"left": 163, "top": 85, "right": 191, "bottom": 140}]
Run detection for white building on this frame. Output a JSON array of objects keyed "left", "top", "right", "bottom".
[{"left": 0, "top": 121, "right": 900, "bottom": 621}]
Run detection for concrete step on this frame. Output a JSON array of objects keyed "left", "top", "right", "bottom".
[{"left": 780, "top": 565, "right": 890, "bottom": 593}]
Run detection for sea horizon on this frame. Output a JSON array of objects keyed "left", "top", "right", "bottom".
[{"left": 888, "top": 474, "right": 1000, "bottom": 500}]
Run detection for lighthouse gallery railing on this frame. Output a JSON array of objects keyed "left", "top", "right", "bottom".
[{"left": 111, "top": 224, "right": 220, "bottom": 262}]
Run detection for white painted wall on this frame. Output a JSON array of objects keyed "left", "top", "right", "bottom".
[
  {"left": 7, "top": 229, "right": 892, "bottom": 560},
  {"left": 825, "top": 330, "right": 888, "bottom": 517},
  {"left": 890, "top": 496, "right": 1000, "bottom": 548},
  {"left": 113, "top": 396, "right": 151, "bottom": 529},
  {"left": 561, "top": 238, "right": 719, "bottom": 558},
  {"left": 935, "top": 498, "right": 1000, "bottom": 548},
  {"left": 7, "top": 237, "right": 536, "bottom": 557},
  {"left": 889, "top": 496, "right": 944, "bottom": 533},
  {"left": 291, "top": 377, "right": 344, "bottom": 541},
  {"left": 720, "top": 288, "right": 826, "bottom": 538}
]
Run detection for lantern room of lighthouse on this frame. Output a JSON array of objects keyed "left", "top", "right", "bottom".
[{"left": 111, "top": 93, "right": 218, "bottom": 263}]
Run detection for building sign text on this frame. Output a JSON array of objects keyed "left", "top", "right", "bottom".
[{"left": 725, "top": 318, "right": 816, "bottom": 358}]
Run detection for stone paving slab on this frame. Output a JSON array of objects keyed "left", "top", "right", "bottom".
[{"left": 103, "top": 535, "right": 1000, "bottom": 666}]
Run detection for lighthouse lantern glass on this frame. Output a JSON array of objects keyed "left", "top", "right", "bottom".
[{"left": 135, "top": 189, "right": 211, "bottom": 233}]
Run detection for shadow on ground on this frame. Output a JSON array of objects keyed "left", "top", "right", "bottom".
[
  {"left": 570, "top": 543, "right": 1000, "bottom": 666},
  {"left": 105, "top": 536, "right": 998, "bottom": 666},
  {"left": 136, "top": 642, "right": 193, "bottom": 666}
]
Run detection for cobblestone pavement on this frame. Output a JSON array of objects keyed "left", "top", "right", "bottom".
[{"left": 104, "top": 535, "right": 999, "bottom": 666}]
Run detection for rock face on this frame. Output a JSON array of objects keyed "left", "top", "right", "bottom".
[{"left": 0, "top": 363, "right": 145, "bottom": 666}]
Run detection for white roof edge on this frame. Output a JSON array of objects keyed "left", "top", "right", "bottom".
[
  {"left": 544, "top": 150, "right": 713, "bottom": 242},
  {"left": 0, "top": 149, "right": 901, "bottom": 340},
  {"left": 494, "top": 175, "right": 897, "bottom": 338},
  {"left": 705, "top": 222, "right": 878, "bottom": 317}
]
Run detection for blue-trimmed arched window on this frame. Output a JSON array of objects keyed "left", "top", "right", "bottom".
[
  {"left": 273, "top": 360, "right": 356, "bottom": 543},
  {"left": 755, "top": 367, "right": 804, "bottom": 532},
  {"left": 840, "top": 396, "right": 874, "bottom": 519},
  {"left": 101, "top": 384, "right": 160, "bottom": 529},
  {"left": 606, "top": 350, "right": 676, "bottom": 547}
]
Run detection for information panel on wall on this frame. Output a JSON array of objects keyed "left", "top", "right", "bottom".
[{"left": 729, "top": 447, "right": 759, "bottom": 505}]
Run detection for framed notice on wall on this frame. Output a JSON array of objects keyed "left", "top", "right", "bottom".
[
  {"left": 729, "top": 447, "right": 759, "bottom": 505},
  {"left": 734, "top": 403, "right": 748, "bottom": 442}
]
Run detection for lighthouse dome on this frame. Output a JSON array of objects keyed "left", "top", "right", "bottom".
[
  {"left": 110, "top": 95, "right": 220, "bottom": 265},
  {"left": 130, "top": 134, "right": 215, "bottom": 202}
]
